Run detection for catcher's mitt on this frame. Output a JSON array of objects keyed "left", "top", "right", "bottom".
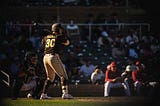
[{"left": 17, "top": 70, "right": 26, "bottom": 78}]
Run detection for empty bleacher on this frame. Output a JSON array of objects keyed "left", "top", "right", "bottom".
[{"left": 4, "top": 6, "right": 147, "bottom": 23}]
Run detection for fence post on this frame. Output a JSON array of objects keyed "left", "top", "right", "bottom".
[
  {"left": 29, "top": 24, "right": 32, "bottom": 37},
  {"left": 139, "top": 24, "right": 142, "bottom": 39},
  {"left": 88, "top": 24, "right": 92, "bottom": 41}
]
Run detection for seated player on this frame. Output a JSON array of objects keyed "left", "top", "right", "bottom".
[
  {"left": 104, "top": 61, "right": 131, "bottom": 97},
  {"left": 132, "top": 61, "right": 148, "bottom": 96}
]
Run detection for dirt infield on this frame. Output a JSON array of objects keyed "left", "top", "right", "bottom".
[
  {"left": 76, "top": 97, "right": 145, "bottom": 102},
  {"left": 76, "top": 97, "right": 153, "bottom": 102},
  {"left": 68, "top": 96, "right": 160, "bottom": 106},
  {"left": 49, "top": 96, "right": 156, "bottom": 103}
]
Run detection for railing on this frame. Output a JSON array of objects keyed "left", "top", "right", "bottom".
[
  {"left": 5, "top": 23, "right": 150, "bottom": 40},
  {"left": 0, "top": 70, "right": 10, "bottom": 86}
]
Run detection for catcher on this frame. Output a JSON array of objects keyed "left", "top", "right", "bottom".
[{"left": 12, "top": 52, "right": 45, "bottom": 99}]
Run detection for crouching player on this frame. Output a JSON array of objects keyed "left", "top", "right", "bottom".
[{"left": 12, "top": 52, "right": 45, "bottom": 99}]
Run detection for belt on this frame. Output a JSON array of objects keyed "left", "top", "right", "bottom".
[{"left": 45, "top": 52, "right": 57, "bottom": 55}]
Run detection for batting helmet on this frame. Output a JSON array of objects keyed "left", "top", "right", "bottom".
[{"left": 51, "top": 23, "right": 63, "bottom": 33}]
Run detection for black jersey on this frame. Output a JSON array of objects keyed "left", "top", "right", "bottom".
[{"left": 41, "top": 33, "right": 70, "bottom": 54}]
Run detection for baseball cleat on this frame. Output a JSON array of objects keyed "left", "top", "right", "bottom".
[
  {"left": 62, "top": 93, "right": 73, "bottom": 99},
  {"left": 27, "top": 93, "right": 32, "bottom": 98},
  {"left": 40, "top": 93, "right": 52, "bottom": 100}
]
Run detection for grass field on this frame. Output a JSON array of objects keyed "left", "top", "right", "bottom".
[{"left": 3, "top": 96, "right": 159, "bottom": 106}]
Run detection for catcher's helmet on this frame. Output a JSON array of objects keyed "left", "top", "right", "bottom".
[
  {"left": 25, "top": 52, "right": 37, "bottom": 61},
  {"left": 51, "top": 23, "right": 63, "bottom": 33},
  {"left": 25, "top": 51, "right": 38, "bottom": 65}
]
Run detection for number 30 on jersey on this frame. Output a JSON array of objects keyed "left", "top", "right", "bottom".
[{"left": 45, "top": 38, "right": 55, "bottom": 48}]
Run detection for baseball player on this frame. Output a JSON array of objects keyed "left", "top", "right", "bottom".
[
  {"left": 104, "top": 61, "right": 131, "bottom": 97},
  {"left": 40, "top": 23, "right": 73, "bottom": 99},
  {"left": 132, "top": 61, "right": 148, "bottom": 96},
  {"left": 12, "top": 52, "right": 45, "bottom": 100}
]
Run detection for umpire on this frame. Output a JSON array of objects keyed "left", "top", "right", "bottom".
[{"left": 40, "top": 23, "right": 73, "bottom": 99}]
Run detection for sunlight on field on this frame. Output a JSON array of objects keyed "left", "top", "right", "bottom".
[
  {"left": 3, "top": 97, "right": 157, "bottom": 106},
  {"left": 5, "top": 98, "right": 109, "bottom": 106}
]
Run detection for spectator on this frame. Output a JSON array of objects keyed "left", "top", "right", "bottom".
[
  {"left": 66, "top": 20, "right": 80, "bottom": 44},
  {"left": 63, "top": 0, "right": 78, "bottom": 6},
  {"left": 79, "top": 59, "right": 95, "bottom": 80},
  {"left": 91, "top": 66, "right": 104, "bottom": 85},
  {"left": 111, "top": 42, "right": 126, "bottom": 58},
  {"left": 125, "top": 30, "right": 139, "bottom": 45},
  {"left": 104, "top": 61, "right": 131, "bottom": 97},
  {"left": 65, "top": 52, "right": 81, "bottom": 81},
  {"left": 128, "top": 43, "right": 138, "bottom": 59},
  {"left": 97, "top": 26, "right": 111, "bottom": 47},
  {"left": 139, "top": 41, "right": 153, "bottom": 59}
]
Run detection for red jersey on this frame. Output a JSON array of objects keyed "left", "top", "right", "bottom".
[
  {"left": 105, "top": 69, "right": 121, "bottom": 82},
  {"left": 132, "top": 70, "right": 147, "bottom": 83}
]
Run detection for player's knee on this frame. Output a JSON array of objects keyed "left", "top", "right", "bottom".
[
  {"left": 46, "top": 77, "right": 54, "bottom": 83},
  {"left": 60, "top": 77, "right": 68, "bottom": 85},
  {"left": 44, "top": 78, "right": 52, "bottom": 86}
]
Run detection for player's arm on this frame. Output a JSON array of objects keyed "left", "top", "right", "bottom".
[
  {"left": 62, "top": 39, "right": 70, "bottom": 46},
  {"left": 105, "top": 70, "right": 113, "bottom": 82},
  {"left": 60, "top": 33, "right": 71, "bottom": 46}
]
